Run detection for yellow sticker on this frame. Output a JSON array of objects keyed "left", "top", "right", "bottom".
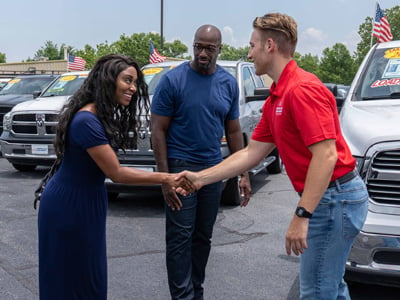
[
  {"left": 384, "top": 48, "right": 400, "bottom": 59},
  {"left": 60, "top": 75, "right": 77, "bottom": 82},
  {"left": 142, "top": 68, "right": 164, "bottom": 75},
  {"left": 8, "top": 78, "right": 21, "bottom": 84}
]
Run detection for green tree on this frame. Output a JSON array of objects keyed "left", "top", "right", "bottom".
[
  {"left": 75, "top": 41, "right": 116, "bottom": 69},
  {"left": 162, "top": 39, "right": 188, "bottom": 59},
  {"left": 34, "top": 41, "right": 61, "bottom": 60},
  {"left": 0, "top": 52, "right": 5, "bottom": 63},
  {"left": 318, "top": 43, "right": 356, "bottom": 85},
  {"left": 33, "top": 41, "right": 75, "bottom": 61},
  {"left": 112, "top": 32, "right": 187, "bottom": 67},
  {"left": 219, "top": 44, "right": 250, "bottom": 61},
  {"left": 295, "top": 52, "right": 320, "bottom": 75}
]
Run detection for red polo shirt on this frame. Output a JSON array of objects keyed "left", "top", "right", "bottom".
[{"left": 251, "top": 60, "right": 355, "bottom": 193}]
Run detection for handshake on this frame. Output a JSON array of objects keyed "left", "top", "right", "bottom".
[{"left": 162, "top": 170, "right": 251, "bottom": 211}]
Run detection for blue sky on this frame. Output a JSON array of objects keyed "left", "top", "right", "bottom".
[{"left": 1, "top": 0, "right": 398, "bottom": 62}]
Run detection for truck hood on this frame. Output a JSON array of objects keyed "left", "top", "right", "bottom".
[
  {"left": 0, "top": 94, "right": 34, "bottom": 105},
  {"left": 340, "top": 100, "right": 400, "bottom": 155},
  {"left": 11, "top": 95, "right": 70, "bottom": 113}
]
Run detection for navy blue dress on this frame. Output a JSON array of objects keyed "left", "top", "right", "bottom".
[{"left": 38, "top": 111, "right": 109, "bottom": 300}]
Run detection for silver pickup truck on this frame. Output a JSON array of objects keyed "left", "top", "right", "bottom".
[
  {"left": 340, "top": 41, "right": 400, "bottom": 287},
  {"left": 105, "top": 60, "right": 281, "bottom": 205},
  {"left": 0, "top": 71, "right": 89, "bottom": 171}
]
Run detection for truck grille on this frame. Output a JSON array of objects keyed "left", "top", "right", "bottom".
[
  {"left": 10, "top": 112, "right": 58, "bottom": 136},
  {"left": 367, "top": 150, "right": 400, "bottom": 205}
]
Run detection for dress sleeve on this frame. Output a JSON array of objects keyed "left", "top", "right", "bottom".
[{"left": 69, "top": 111, "right": 109, "bottom": 150}]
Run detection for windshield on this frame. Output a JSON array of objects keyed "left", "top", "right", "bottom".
[
  {"left": 142, "top": 63, "right": 238, "bottom": 95},
  {"left": 357, "top": 47, "right": 400, "bottom": 100},
  {"left": 0, "top": 76, "right": 55, "bottom": 95},
  {"left": 41, "top": 73, "right": 88, "bottom": 97},
  {"left": 142, "top": 65, "right": 181, "bottom": 95}
]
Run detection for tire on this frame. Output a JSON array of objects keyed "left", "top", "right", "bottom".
[
  {"left": 12, "top": 163, "right": 36, "bottom": 172},
  {"left": 267, "top": 148, "right": 283, "bottom": 174},
  {"left": 220, "top": 176, "right": 241, "bottom": 206},
  {"left": 107, "top": 192, "right": 119, "bottom": 201}
]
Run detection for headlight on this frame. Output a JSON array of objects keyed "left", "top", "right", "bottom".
[
  {"left": 3, "top": 112, "right": 11, "bottom": 131},
  {"left": 354, "top": 155, "right": 364, "bottom": 172}
]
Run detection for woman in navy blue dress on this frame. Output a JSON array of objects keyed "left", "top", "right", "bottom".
[{"left": 38, "top": 54, "right": 192, "bottom": 300}]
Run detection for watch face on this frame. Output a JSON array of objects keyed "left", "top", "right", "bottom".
[{"left": 296, "top": 207, "right": 312, "bottom": 218}]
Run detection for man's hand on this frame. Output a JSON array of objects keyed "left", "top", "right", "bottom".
[
  {"left": 175, "top": 171, "right": 203, "bottom": 195},
  {"left": 285, "top": 216, "right": 309, "bottom": 256},
  {"left": 165, "top": 174, "right": 195, "bottom": 194},
  {"left": 161, "top": 183, "right": 183, "bottom": 211},
  {"left": 162, "top": 174, "right": 196, "bottom": 211},
  {"left": 239, "top": 173, "right": 251, "bottom": 207}
]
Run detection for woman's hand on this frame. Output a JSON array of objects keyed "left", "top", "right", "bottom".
[{"left": 174, "top": 171, "right": 202, "bottom": 196}]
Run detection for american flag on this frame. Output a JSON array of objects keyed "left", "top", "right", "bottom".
[
  {"left": 68, "top": 55, "right": 86, "bottom": 71},
  {"left": 149, "top": 40, "right": 166, "bottom": 64},
  {"left": 373, "top": 3, "right": 393, "bottom": 43}
]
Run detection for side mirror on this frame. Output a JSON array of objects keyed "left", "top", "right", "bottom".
[
  {"left": 33, "top": 91, "right": 41, "bottom": 98},
  {"left": 246, "top": 87, "right": 270, "bottom": 102}
]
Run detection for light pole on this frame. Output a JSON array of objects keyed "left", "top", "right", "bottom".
[{"left": 160, "top": 0, "right": 164, "bottom": 50}]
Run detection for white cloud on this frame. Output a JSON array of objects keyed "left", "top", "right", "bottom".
[
  {"left": 222, "top": 26, "right": 237, "bottom": 45},
  {"left": 342, "top": 30, "right": 361, "bottom": 55},
  {"left": 297, "top": 27, "right": 328, "bottom": 57}
]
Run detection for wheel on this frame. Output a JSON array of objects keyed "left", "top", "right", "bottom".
[
  {"left": 12, "top": 163, "right": 36, "bottom": 172},
  {"left": 221, "top": 176, "right": 241, "bottom": 206},
  {"left": 107, "top": 192, "right": 119, "bottom": 201},
  {"left": 267, "top": 148, "right": 283, "bottom": 174}
]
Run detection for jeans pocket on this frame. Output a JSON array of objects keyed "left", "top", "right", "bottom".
[{"left": 342, "top": 195, "right": 368, "bottom": 239}]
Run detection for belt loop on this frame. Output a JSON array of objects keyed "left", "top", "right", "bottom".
[{"left": 334, "top": 179, "right": 341, "bottom": 192}]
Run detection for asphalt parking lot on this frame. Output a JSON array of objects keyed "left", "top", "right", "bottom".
[{"left": 0, "top": 157, "right": 399, "bottom": 299}]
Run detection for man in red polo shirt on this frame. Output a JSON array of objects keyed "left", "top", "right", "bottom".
[{"left": 177, "top": 12, "right": 368, "bottom": 300}]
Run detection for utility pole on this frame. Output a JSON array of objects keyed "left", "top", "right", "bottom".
[{"left": 160, "top": 0, "right": 164, "bottom": 50}]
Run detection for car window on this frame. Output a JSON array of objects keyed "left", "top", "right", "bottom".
[
  {"left": 142, "top": 67, "right": 173, "bottom": 95},
  {"left": 221, "top": 66, "right": 236, "bottom": 78},
  {"left": 250, "top": 66, "right": 264, "bottom": 88},
  {"left": 0, "top": 77, "right": 55, "bottom": 95},
  {"left": 358, "top": 47, "right": 400, "bottom": 100},
  {"left": 243, "top": 67, "right": 257, "bottom": 97},
  {"left": 41, "top": 74, "right": 88, "bottom": 97}
]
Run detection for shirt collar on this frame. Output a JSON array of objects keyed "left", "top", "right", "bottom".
[{"left": 270, "top": 60, "right": 298, "bottom": 97}]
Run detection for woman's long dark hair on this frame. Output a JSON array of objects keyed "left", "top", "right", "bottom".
[{"left": 54, "top": 54, "right": 150, "bottom": 160}]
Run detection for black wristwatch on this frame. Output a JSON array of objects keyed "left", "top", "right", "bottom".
[{"left": 295, "top": 206, "right": 313, "bottom": 218}]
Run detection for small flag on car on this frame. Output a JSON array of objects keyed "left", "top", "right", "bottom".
[
  {"left": 67, "top": 55, "right": 86, "bottom": 71},
  {"left": 149, "top": 40, "right": 166, "bottom": 64},
  {"left": 372, "top": 3, "right": 393, "bottom": 43}
]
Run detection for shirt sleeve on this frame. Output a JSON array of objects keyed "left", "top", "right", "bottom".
[
  {"left": 225, "top": 76, "right": 240, "bottom": 120},
  {"left": 151, "top": 74, "right": 175, "bottom": 117},
  {"left": 251, "top": 100, "right": 274, "bottom": 143},
  {"left": 69, "top": 112, "right": 109, "bottom": 150}
]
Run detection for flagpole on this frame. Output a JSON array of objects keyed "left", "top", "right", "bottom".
[
  {"left": 160, "top": 0, "right": 164, "bottom": 50},
  {"left": 370, "top": 1, "right": 378, "bottom": 48},
  {"left": 370, "top": 2, "right": 378, "bottom": 47}
]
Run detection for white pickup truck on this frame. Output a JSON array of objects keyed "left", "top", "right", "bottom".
[
  {"left": 0, "top": 71, "right": 89, "bottom": 171},
  {"left": 340, "top": 40, "right": 400, "bottom": 287}
]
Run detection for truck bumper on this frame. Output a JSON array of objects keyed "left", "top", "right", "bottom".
[
  {"left": 0, "top": 140, "right": 56, "bottom": 166},
  {"left": 345, "top": 210, "right": 400, "bottom": 287}
]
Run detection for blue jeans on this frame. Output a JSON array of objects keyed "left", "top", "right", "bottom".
[
  {"left": 166, "top": 159, "right": 223, "bottom": 300},
  {"left": 300, "top": 175, "right": 368, "bottom": 300}
]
